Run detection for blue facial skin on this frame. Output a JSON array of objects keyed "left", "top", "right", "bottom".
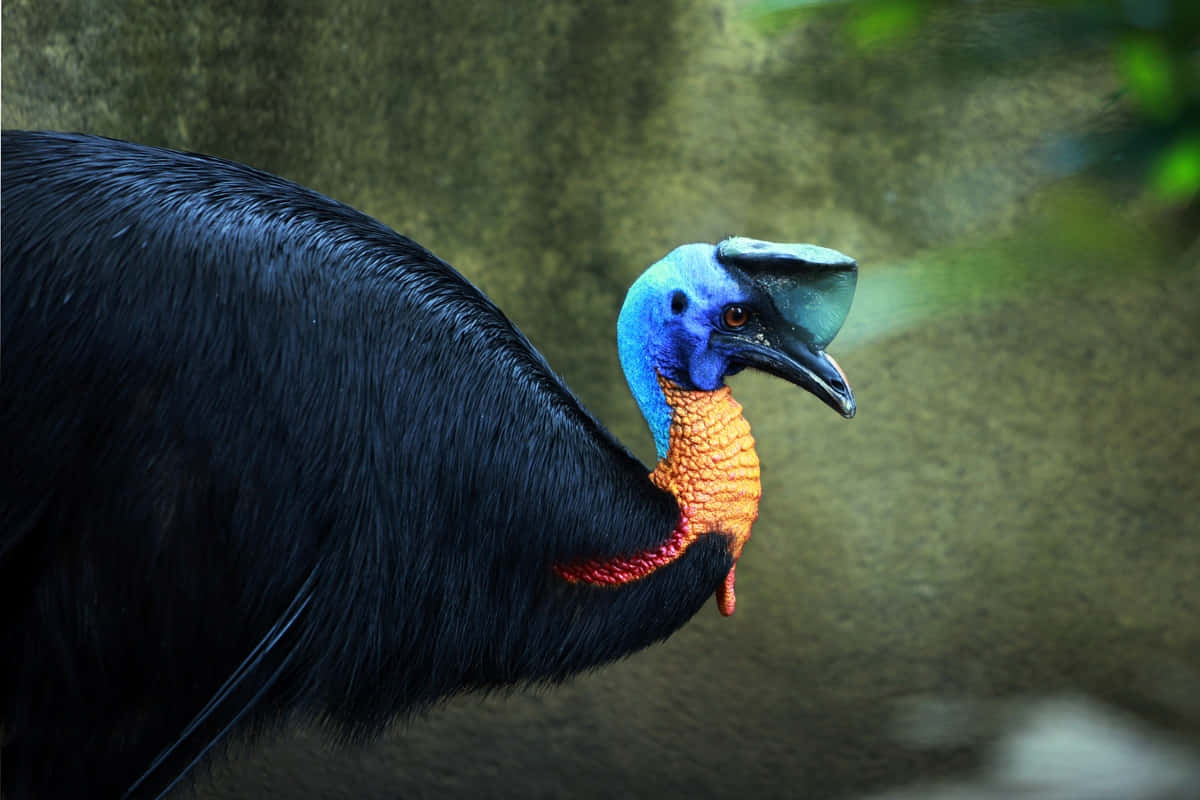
[{"left": 618, "top": 243, "right": 750, "bottom": 460}]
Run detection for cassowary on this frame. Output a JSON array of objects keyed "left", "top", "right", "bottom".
[{"left": 0, "top": 131, "right": 857, "bottom": 798}]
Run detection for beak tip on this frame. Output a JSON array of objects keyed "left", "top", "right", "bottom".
[{"left": 836, "top": 394, "right": 856, "bottom": 418}]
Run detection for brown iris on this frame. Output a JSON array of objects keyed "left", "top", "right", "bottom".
[{"left": 722, "top": 305, "right": 749, "bottom": 329}]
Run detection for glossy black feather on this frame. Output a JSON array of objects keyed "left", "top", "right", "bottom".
[{"left": 0, "top": 131, "right": 732, "bottom": 798}]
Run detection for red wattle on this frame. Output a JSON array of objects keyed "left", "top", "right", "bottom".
[{"left": 553, "top": 510, "right": 694, "bottom": 586}]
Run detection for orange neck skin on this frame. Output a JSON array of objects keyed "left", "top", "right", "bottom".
[{"left": 554, "top": 376, "right": 761, "bottom": 616}]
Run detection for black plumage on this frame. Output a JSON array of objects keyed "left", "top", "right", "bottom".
[{"left": 0, "top": 131, "right": 732, "bottom": 798}]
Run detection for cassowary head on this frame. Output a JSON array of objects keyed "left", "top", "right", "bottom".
[
  {"left": 555, "top": 237, "right": 858, "bottom": 616},
  {"left": 618, "top": 237, "right": 857, "bottom": 459}
]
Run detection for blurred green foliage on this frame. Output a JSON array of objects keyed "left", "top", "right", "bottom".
[
  {"left": 839, "top": 181, "right": 1172, "bottom": 347},
  {"left": 753, "top": 0, "right": 1200, "bottom": 207},
  {"left": 846, "top": 0, "right": 929, "bottom": 48}
]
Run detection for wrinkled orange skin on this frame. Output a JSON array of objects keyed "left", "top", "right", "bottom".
[
  {"left": 554, "top": 376, "right": 761, "bottom": 616},
  {"left": 651, "top": 376, "right": 760, "bottom": 615}
]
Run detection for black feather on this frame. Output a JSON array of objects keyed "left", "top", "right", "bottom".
[{"left": 0, "top": 131, "right": 732, "bottom": 799}]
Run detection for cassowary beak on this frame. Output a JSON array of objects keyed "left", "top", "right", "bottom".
[
  {"left": 723, "top": 337, "right": 855, "bottom": 418},
  {"left": 716, "top": 237, "right": 858, "bottom": 417}
]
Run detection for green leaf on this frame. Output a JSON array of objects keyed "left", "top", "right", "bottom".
[
  {"left": 1150, "top": 135, "right": 1200, "bottom": 203},
  {"left": 848, "top": 0, "right": 925, "bottom": 49},
  {"left": 1117, "top": 36, "right": 1177, "bottom": 120}
]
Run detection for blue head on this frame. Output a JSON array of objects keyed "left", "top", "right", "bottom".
[{"left": 618, "top": 238, "right": 857, "bottom": 458}]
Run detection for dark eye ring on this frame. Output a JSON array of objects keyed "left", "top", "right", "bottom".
[{"left": 722, "top": 305, "right": 749, "bottom": 329}]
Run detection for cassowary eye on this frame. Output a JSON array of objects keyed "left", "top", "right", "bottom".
[{"left": 722, "top": 305, "right": 749, "bottom": 329}]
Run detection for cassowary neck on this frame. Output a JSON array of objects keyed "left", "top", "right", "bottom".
[
  {"left": 651, "top": 376, "right": 761, "bottom": 614},
  {"left": 556, "top": 375, "right": 761, "bottom": 615},
  {"left": 616, "top": 271, "right": 674, "bottom": 459}
]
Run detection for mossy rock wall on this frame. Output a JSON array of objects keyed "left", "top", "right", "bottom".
[{"left": 4, "top": 1, "right": 1197, "bottom": 796}]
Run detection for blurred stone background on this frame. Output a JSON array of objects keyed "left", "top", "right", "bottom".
[{"left": 4, "top": 0, "right": 1198, "bottom": 797}]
